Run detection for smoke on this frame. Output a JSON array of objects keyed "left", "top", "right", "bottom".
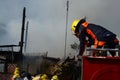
[
  {"left": 0, "top": 0, "right": 120, "bottom": 58},
  {"left": 0, "top": 23, "right": 7, "bottom": 44},
  {"left": 0, "top": 23, "right": 7, "bottom": 36}
]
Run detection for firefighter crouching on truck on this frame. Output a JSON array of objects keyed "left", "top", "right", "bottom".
[{"left": 71, "top": 17, "right": 119, "bottom": 58}]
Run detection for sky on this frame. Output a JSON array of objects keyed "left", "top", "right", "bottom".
[{"left": 0, "top": 0, "right": 120, "bottom": 58}]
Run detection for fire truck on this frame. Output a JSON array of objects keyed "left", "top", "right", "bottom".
[{"left": 51, "top": 47, "right": 120, "bottom": 80}]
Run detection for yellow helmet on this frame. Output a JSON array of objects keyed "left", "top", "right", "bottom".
[
  {"left": 41, "top": 74, "right": 48, "bottom": 79},
  {"left": 14, "top": 71, "right": 20, "bottom": 75},
  {"left": 14, "top": 67, "right": 20, "bottom": 75},
  {"left": 51, "top": 75, "right": 59, "bottom": 80},
  {"left": 71, "top": 19, "right": 80, "bottom": 33},
  {"left": 15, "top": 67, "right": 20, "bottom": 71}
]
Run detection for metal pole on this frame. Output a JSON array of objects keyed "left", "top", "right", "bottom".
[
  {"left": 64, "top": 0, "right": 69, "bottom": 59},
  {"left": 11, "top": 47, "right": 14, "bottom": 63},
  {"left": 24, "top": 21, "right": 29, "bottom": 53},
  {"left": 19, "top": 7, "right": 26, "bottom": 54}
]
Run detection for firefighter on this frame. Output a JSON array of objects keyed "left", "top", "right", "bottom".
[
  {"left": 20, "top": 71, "right": 32, "bottom": 80},
  {"left": 40, "top": 74, "right": 48, "bottom": 80},
  {"left": 51, "top": 75, "right": 59, "bottom": 80},
  {"left": 12, "top": 67, "right": 21, "bottom": 80},
  {"left": 32, "top": 74, "right": 41, "bottom": 80},
  {"left": 71, "top": 18, "right": 119, "bottom": 57}
]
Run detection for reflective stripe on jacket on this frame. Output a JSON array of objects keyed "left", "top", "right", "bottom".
[{"left": 79, "top": 22, "right": 117, "bottom": 55}]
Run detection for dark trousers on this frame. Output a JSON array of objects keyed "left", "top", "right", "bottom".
[{"left": 97, "top": 40, "right": 119, "bottom": 57}]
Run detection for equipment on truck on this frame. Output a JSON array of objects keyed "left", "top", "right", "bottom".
[
  {"left": 50, "top": 45, "right": 120, "bottom": 80},
  {"left": 49, "top": 56, "right": 81, "bottom": 80}
]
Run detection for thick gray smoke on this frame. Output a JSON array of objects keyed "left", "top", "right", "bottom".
[{"left": 0, "top": 0, "right": 119, "bottom": 58}]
